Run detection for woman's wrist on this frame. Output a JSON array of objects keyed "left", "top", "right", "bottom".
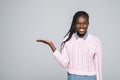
[{"left": 49, "top": 42, "right": 56, "bottom": 52}]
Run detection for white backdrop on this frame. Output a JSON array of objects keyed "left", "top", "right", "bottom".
[{"left": 0, "top": 0, "right": 120, "bottom": 80}]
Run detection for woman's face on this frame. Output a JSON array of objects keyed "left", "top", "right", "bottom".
[{"left": 75, "top": 16, "right": 89, "bottom": 36}]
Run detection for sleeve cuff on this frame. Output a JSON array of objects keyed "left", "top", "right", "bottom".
[{"left": 52, "top": 49, "right": 61, "bottom": 58}]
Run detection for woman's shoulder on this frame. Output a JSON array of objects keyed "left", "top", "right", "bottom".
[
  {"left": 62, "top": 35, "right": 69, "bottom": 42},
  {"left": 61, "top": 34, "right": 75, "bottom": 45},
  {"left": 88, "top": 34, "right": 102, "bottom": 46}
]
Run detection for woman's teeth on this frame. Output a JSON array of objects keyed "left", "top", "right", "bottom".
[{"left": 79, "top": 29, "right": 84, "bottom": 32}]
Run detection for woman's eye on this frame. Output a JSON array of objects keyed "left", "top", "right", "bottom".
[
  {"left": 76, "top": 22, "right": 80, "bottom": 25},
  {"left": 83, "top": 22, "right": 87, "bottom": 25}
]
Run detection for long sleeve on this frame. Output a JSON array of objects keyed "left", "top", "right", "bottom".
[
  {"left": 52, "top": 43, "right": 69, "bottom": 68},
  {"left": 94, "top": 39, "right": 102, "bottom": 80}
]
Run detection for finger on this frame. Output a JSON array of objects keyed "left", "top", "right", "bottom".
[
  {"left": 36, "top": 40, "right": 48, "bottom": 43},
  {"left": 36, "top": 40, "right": 43, "bottom": 42}
]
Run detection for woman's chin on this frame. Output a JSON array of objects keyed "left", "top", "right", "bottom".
[{"left": 79, "top": 31, "right": 85, "bottom": 35}]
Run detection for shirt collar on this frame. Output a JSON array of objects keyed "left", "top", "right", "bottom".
[{"left": 74, "top": 31, "right": 88, "bottom": 40}]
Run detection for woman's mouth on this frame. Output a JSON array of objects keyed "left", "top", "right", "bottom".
[
  {"left": 78, "top": 29, "right": 85, "bottom": 34},
  {"left": 79, "top": 29, "right": 84, "bottom": 32}
]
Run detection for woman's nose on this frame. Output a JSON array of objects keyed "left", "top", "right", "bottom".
[{"left": 80, "top": 24, "right": 84, "bottom": 28}]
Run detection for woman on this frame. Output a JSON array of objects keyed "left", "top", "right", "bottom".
[{"left": 36, "top": 11, "right": 102, "bottom": 80}]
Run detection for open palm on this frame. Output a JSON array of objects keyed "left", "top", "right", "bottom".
[{"left": 36, "top": 39, "right": 52, "bottom": 45}]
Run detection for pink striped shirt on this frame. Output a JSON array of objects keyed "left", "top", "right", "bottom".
[{"left": 53, "top": 32, "right": 102, "bottom": 80}]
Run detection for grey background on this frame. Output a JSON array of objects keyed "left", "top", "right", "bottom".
[{"left": 0, "top": 0, "right": 120, "bottom": 80}]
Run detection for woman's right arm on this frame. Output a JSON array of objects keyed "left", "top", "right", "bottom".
[{"left": 36, "top": 39, "right": 69, "bottom": 68}]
